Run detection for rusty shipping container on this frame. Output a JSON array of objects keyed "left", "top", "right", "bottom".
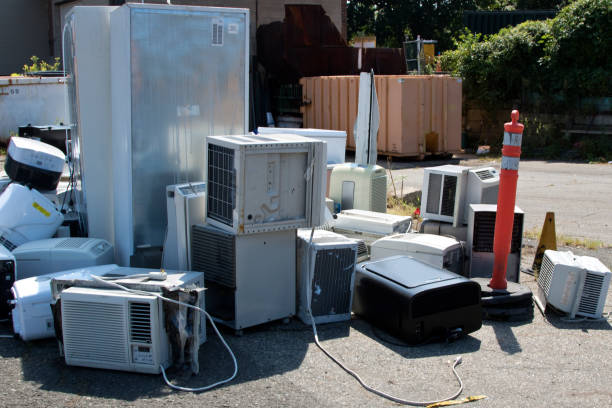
[{"left": 300, "top": 75, "right": 462, "bottom": 158}]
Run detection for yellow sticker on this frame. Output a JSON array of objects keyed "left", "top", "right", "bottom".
[{"left": 32, "top": 202, "right": 51, "bottom": 217}]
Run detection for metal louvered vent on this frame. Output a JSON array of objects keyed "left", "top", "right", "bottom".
[
  {"left": 475, "top": 169, "right": 495, "bottom": 180},
  {"left": 577, "top": 273, "right": 605, "bottom": 316},
  {"left": 538, "top": 253, "right": 555, "bottom": 297},
  {"left": 310, "top": 248, "right": 356, "bottom": 317},
  {"left": 440, "top": 175, "right": 457, "bottom": 216},
  {"left": 212, "top": 19, "right": 223, "bottom": 46},
  {"left": 62, "top": 300, "right": 128, "bottom": 364},
  {"left": 371, "top": 172, "right": 388, "bottom": 213},
  {"left": 207, "top": 144, "right": 235, "bottom": 226},
  {"left": 426, "top": 173, "right": 442, "bottom": 214},
  {"left": 473, "top": 211, "right": 523, "bottom": 253},
  {"left": 356, "top": 240, "right": 369, "bottom": 261},
  {"left": 55, "top": 238, "right": 91, "bottom": 248},
  {"left": 191, "top": 224, "right": 236, "bottom": 288},
  {"left": 129, "top": 302, "right": 152, "bottom": 344}
]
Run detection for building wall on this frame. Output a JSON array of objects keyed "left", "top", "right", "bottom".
[
  {"left": 50, "top": 0, "right": 345, "bottom": 58},
  {"left": 0, "top": 0, "right": 52, "bottom": 75}
]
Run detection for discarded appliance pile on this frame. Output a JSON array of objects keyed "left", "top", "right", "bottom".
[{"left": 1, "top": 3, "right": 610, "bottom": 406}]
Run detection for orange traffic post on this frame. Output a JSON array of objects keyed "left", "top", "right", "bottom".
[{"left": 490, "top": 110, "right": 524, "bottom": 290}]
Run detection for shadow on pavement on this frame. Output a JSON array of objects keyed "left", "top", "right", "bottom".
[{"left": 350, "top": 318, "right": 482, "bottom": 359}]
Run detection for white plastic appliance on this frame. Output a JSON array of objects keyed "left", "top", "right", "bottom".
[
  {"left": 64, "top": 6, "right": 117, "bottom": 245},
  {"left": 0, "top": 245, "right": 16, "bottom": 319},
  {"left": 328, "top": 163, "right": 387, "bottom": 213},
  {"left": 10, "top": 264, "right": 120, "bottom": 341},
  {"left": 4, "top": 137, "right": 65, "bottom": 191},
  {"left": 536, "top": 250, "right": 611, "bottom": 319},
  {"left": 370, "top": 233, "right": 464, "bottom": 276},
  {"left": 0, "top": 183, "right": 63, "bottom": 251},
  {"left": 332, "top": 209, "right": 412, "bottom": 245},
  {"left": 163, "top": 182, "right": 206, "bottom": 271},
  {"left": 421, "top": 165, "right": 469, "bottom": 226},
  {"left": 296, "top": 229, "right": 358, "bottom": 324},
  {"left": 12, "top": 237, "right": 114, "bottom": 280},
  {"left": 191, "top": 223, "right": 295, "bottom": 331},
  {"left": 61, "top": 287, "right": 172, "bottom": 374},
  {"left": 111, "top": 4, "right": 249, "bottom": 266},
  {"left": 466, "top": 204, "right": 524, "bottom": 283},
  {"left": 205, "top": 134, "right": 326, "bottom": 235},
  {"left": 462, "top": 167, "right": 499, "bottom": 225},
  {"left": 257, "top": 127, "right": 347, "bottom": 164}
]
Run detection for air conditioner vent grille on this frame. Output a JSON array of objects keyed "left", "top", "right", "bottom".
[
  {"left": 207, "top": 144, "right": 235, "bottom": 227},
  {"left": 311, "top": 248, "right": 355, "bottom": 317},
  {"left": 371, "top": 174, "right": 388, "bottom": 213},
  {"left": 426, "top": 173, "right": 442, "bottom": 214},
  {"left": 473, "top": 211, "right": 523, "bottom": 253},
  {"left": 538, "top": 253, "right": 555, "bottom": 296},
  {"left": 55, "top": 238, "right": 91, "bottom": 248},
  {"left": 62, "top": 300, "right": 128, "bottom": 364},
  {"left": 475, "top": 170, "right": 495, "bottom": 180},
  {"left": 191, "top": 224, "right": 236, "bottom": 288},
  {"left": 577, "top": 273, "right": 604, "bottom": 316},
  {"left": 0, "top": 235, "right": 17, "bottom": 251},
  {"left": 440, "top": 175, "right": 457, "bottom": 216},
  {"left": 129, "top": 302, "right": 152, "bottom": 344}
]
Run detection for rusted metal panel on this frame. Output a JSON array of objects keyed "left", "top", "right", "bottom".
[
  {"left": 300, "top": 75, "right": 462, "bottom": 157},
  {"left": 362, "top": 48, "right": 406, "bottom": 75}
]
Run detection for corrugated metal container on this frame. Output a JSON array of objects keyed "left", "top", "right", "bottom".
[
  {"left": 0, "top": 76, "right": 67, "bottom": 144},
  {"left": 300, "top": 75, "right": 462, "bottom": 158}
]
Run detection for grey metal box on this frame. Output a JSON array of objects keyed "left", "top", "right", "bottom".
[
  {"left": 111, "top": 4, "right": 249, "bottom": 266},
  {"left": 191, "top": 224, "right": 296, "bottom": 331}
]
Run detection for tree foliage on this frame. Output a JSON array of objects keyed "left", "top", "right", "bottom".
[
  {"left": 347, "top": 0, "right": 477, "bottom": 50},
  {"left": 440, "top": 0, "right": 612, "bottom": 113}
]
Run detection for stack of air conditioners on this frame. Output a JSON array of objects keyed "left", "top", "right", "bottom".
[
  {"left": 535, "top": 250, "right": 611, "bottom": 319},
  {"left": 420, "top": 165, "right": 501, "bottom": 277},
  {"left": 65, "top": 4, "right": 249, "bottom": 267},
  {"left": 191, "top": 134, "right": 326, "bottom": 332},
  {"left": 466, "top": 204, "right": 524, "bottom": 282}
]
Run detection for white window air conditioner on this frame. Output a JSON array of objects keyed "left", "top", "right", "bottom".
[
  {"left": 60, "top": 286, "right": 171, "bottom": 374},
  {"left": 191, "top": 223, "right": 296, "bottom": 331},
  {"left": 13, "top": 237, "right": 114, "bottom": 280},
  {"left": 296, "top": 229, "right": 358, "bottom": 325},
  {"left": 0, "top": 183, "right": 63, "bottom": 251},
  {"left": 206, "top": 134, "right": 326, "bottom": 235},
  {"left": 163, "top": 182, "right": 206, "bottom": 271},
  {"left": 466, "top": 204, "right": 524, "bottom": 283},
  {"left": 331, "top": 209, "right": 412, "bottom": 246},
  {"left": 370, "top": 233, "right": 464, "bottom": 276},
  {"left": 421, "top": 165, "right": 469, "bottom": 226},
  {"left": 462, "top": 167, "right": 499, "bottom": 225},
  {"left": 328, "top": 163, "right": 387, "bottom": 213},
  {"left": 421, "top": 165, "right": 500, "bottom": 226},
  {"left": 536, "top": 250, "right": 611, "bottom": 319}
]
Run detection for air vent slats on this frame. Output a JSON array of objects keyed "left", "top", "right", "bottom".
[
  {"left": 310, "top": 248, "right": 356, "bottom": 318},
  {"left": 578, "top": 273, "right": 605, "bottom": 315},
  {"left": 440, "top": 175, "right": 457, "bottom": 216},
  {"left": 207, "top": 144, "right": 235, "bottom": 227},
  {"left": 62, "top": 300, "right": 128, "bottom": 364},
  {"left": 129, "top": 302, "right": 152, "bottom": 344},
  {"left": 191, "top": 224, "right": 236, "bottom": 288},
  {"left": 475, "top": 170, "right": 494, "bottom": 180}
]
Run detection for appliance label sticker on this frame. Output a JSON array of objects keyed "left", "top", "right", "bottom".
[
  {"left": 228, "top": 23, "right": 239, "bottom": 34},
  {"left": 212, "top": 18, "right": 224, "bottom": 46}
]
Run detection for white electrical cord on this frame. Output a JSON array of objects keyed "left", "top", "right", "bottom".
[
  {"left": 305, "top": 227, "right": 465, "bottom": 406},
  {"left": 90, "top": 274, "right": 238, "bottom": 392}
]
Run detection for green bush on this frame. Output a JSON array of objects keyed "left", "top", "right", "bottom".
[{"left": 441, "top": 0, "right": 612, "bottom": 114}]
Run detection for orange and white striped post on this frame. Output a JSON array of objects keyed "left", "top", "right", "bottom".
[{"left": 490, "top": 110, "right": 524, "bottom": 290}]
